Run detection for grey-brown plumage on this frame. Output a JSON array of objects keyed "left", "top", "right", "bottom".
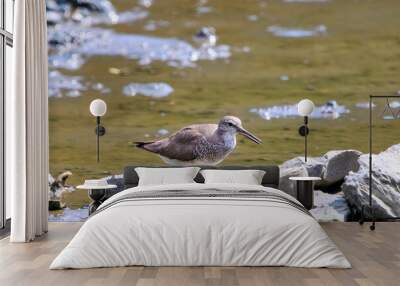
[{"left": 134, "top": 116, "right": 262, "bottom": 166}]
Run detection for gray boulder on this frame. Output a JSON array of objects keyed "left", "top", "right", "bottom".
[
  {"left": 321, "top": 150, "right": 361, "bottom": 187},
  {"left": 279, "top": 150, "right": 362, "bottom": 192},
  {"left": 280, "top": 156, "right": 326, "bottom": 178},
  {"left": 342, "top": 144, "right": 400, "bottom": 219}
]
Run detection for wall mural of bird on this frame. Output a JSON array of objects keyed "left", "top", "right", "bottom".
[{"left": 134, "top": 116, "right": 262, "bottom": 166}]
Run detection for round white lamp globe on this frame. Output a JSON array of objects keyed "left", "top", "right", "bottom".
[
  {"left": 90, "top": 99, "right": 107, "bottom": 117},
  {"left": 298, "top": 99, "right": 315, "bottom": 116}
]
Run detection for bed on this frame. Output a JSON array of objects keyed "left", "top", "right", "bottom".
[{"left": 50, "top": 166, "right": 350, "bottom": 269}]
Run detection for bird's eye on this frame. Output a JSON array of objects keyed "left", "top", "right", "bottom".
[{"left": 228, "top": 122, "right": 233, "bottom": 126}]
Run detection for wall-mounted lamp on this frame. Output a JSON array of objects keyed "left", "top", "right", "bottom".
[
  {"left": 297, "top": 99, "right": 315, "bottom": 162},
  {"left": 90, "top": 99, "right": 107, "bottom": 163}
]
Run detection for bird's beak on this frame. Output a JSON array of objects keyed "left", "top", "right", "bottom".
[{"left": 237, "top": 126, "right": 262, "bottom": 144}]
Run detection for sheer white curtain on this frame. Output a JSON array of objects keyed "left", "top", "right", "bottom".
[{"left": 7, "top": 0, "right": 49, "bottom": 242}]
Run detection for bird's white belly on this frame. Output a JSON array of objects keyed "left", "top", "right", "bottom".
[{"left": 223, "top": 135, "right": 236, "bottom": 150}]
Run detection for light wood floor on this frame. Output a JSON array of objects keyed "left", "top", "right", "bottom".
[{"left": 0, "top": 222, "right": 399, "bottom": 286}]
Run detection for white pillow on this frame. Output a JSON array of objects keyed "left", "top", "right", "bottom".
[
  {"left": 135, "top": 167, "right": 200, "bottom": 186},
  {"left": 200, "top": 169, "right": 266, "bottom": 185}
]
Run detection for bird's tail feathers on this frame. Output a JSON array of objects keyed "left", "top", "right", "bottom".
[
  {"left": 133, "top": 141, "right": 165, "bottom": 154},
  {"left": 133, "top": 141, "right": 154, "bottom": 148}
]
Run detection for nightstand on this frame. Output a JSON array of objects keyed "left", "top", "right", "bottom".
[
  {"left": 77, "top": 179, "right": 117, "bottom": 215},
  {"left": 289, "top": 177, "right": 321, "bottom": 210}
]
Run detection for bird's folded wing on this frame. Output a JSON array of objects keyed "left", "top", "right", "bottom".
[{"left": 159, "top": 127, "right": 208, "bottom": 161}]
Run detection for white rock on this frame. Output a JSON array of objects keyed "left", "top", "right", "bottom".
[
  {"left": 342, "top": 144, "right": 400, "bottom": 219},
  {"left": 280, "top": 156, "right": 326, "bottom": 177},
  {"left": 321, "top": 150, "right": 362, "bottom": 186}
]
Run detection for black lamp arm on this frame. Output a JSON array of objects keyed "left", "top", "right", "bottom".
[
  {"left": 298, "top": 116, "right": 310, "bottom": 162},
  {"left": 94, "top": 116, "right": 106, "bottom": 163}
]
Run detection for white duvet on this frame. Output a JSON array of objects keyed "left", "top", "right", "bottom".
[{"left": 50, "top": 183, "right": 350, "bottom": 269}]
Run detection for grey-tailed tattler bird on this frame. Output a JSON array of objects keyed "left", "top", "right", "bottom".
[{"left": 134, "top": 116, "right": 262, "bottom": 166}]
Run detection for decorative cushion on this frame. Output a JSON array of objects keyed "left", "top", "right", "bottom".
[
  {"left": 200, "top": 169, "right": 266, "bottom": 185},
  {"left": 135, "top": 167, "right": 201, "bottom": 186}
]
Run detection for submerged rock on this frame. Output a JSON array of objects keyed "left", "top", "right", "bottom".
[
  {"left": 123, "top": 83, "right": 174, "bottom": 98},
  {"left": 311, "top": 191, "right": 351, "bottom": 222},
  {"left": 267, "top": 25, "right": 327, "bottom": 38},
  {"left": 342, "top": 144, "right": 400, "bottom": 219},
  {"left": 250, "top": 100, "right": 349, "bottom": 120}
]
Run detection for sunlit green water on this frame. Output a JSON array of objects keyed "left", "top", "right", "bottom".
[{"left": 49, "top": 0, "right": 400, "bottom": 207}]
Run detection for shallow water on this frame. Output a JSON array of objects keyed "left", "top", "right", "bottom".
[
  {"left": 250, "top": 101, "right": 349, "bottom": 120},
  {"left": 48, "top": 24, "right": 231, "bottom": 71},
  {"left": 49, "top": 0, "right": 400, "bottom": 210}
]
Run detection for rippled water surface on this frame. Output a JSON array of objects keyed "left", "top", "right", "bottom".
[{"left": 48, "top": 0, "right": 400, "bottom": 209}]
